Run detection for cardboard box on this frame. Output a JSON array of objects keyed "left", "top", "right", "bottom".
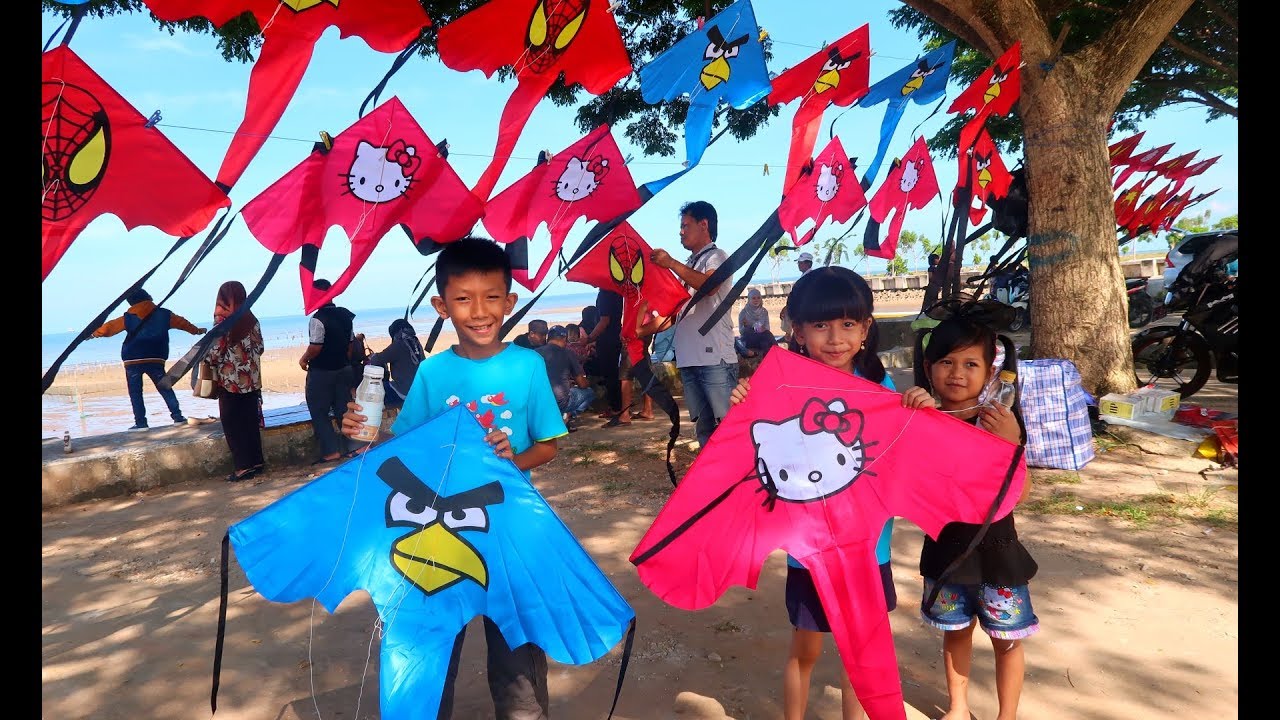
[
  {"left": 1099, "top": 393, "right": 1142, "bottom": 420},
  {"left": 1133, "top": 387, "right": 1180, "bottom": 419}
]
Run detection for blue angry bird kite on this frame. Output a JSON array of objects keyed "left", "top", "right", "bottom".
[
  {"left": 219, "top": 404, "right": 636, "bottom": 719},
  {"left": 855, "top": 41, "right": 955, "bottom": 190},
  {"left": 638, "top": 0, "right": 771, "bottom": 195}
]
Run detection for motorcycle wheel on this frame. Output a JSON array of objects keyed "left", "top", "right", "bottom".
[
  {"left": 1007, "top": 307, "right": 1028, "bottom": 332},
  {"left": 1128, "top": 293, "right": 1154, "bottom": 328},
  {"left": 1132, "top": 331, "right": 1213, "bottom": 399}
]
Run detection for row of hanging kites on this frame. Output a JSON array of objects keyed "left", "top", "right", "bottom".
[{"left": 42, "top": 0, "right": 1212, "bottom": 395}]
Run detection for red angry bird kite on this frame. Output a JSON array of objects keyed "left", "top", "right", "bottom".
[
  {"left": 955, "top": 126, "right": 1012, "bottom": 226},
  {"left": 767, "top": 24, "right": 871, "bottom": 187},
  {"left": 565, "top": 222, "right": 688, "bottom": 365},
  {"left": 778, "top": 136, "right": 868, "bottom": 247},
  {"left": 863, "top": 137, "right": 939, "bottom": 259},
  {"left": 437, "top": 0, "right": 631, "bottom": 201},
  {"left": 142, "top": 0, "right": 430, "bottom": 190},
  {"left": 948, "top": 41, "right": 1021, "bottom": 154},
  {"left": 239, "top": 96, "right": 483, "bottom": 314},
  {"left": 630, "top": 348, "right": 1026, "bottom": 720},
  {"left": 483, "top": 125, "right": 642, "bottom": 292},
  {"left": 41, "top": 45, "right": 230, "bottom": 281}
]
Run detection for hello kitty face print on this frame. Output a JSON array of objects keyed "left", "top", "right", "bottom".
[
  {"left": 555, "top": 155, "right": 609, "bottom": 201},
  {"left": 898, "top": 156, "right": 923, "bottom": 193},
  {"left": 750, "top": 397, "right": 878, "bottom": 503},
  {"left": 344, "top": 139, "right": 420, "bottom": 203},
  {"left": 815, "top": 162, "right": 844, "bottom": 202}
]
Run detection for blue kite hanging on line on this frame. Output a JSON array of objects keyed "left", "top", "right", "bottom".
[
  {"left": 855, "top": 40, "right": 955, "bottom": 190},
  {"left": 638, "top": 0, "right": 771, "bottom": 196},
  {"left": 214, "top": 403, "right": 636, "bottom": 719}
]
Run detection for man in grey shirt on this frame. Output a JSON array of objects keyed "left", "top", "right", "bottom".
[{"left": 649, "top": 200, "right": 738, "bottom": 449}]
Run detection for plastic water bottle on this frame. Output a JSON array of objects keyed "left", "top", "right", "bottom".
[
  {"left": 993, "top": 370, "right": 1018, "bottom": 408},
  {"left": 352, "top": 365, "right": 385, "bottom": 443},
  {"left": 62, "top": 430, "right": 72, "bottom": 454}
]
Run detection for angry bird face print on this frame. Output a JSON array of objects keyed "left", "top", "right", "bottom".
[
  {"left": 344, "top": 140, "right": 418, "bottom": 203},
  {"left": 379, "top": 456, "right": 504, "bottom": 595},
  {"left": 700, "top": 24, "right": 750, "bottom": 90},
  {"left": 751, "top": 398, "right": 876, "bottom": 503},
  {"left": 814, "top": 46, "right": 857, "bottom": 95}
]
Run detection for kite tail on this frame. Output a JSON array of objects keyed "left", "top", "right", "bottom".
[
  {"left": 210, "top": 533, "right": 231, "bottom": 713},
  {"left": 860, "top": 101, "right": 907, "bottom": 191},
  {"left": 691, "top": 213, "right": 786, "bottom": 336},
  {"left": 606, "top": 619, "right": 638, "bottom": 719},
  {"left": 216, "top": 32, "right": 315, "bottom": 190},
  {"left": 639, "top": 98, "right": 716, "bottom": 197},
  {"left": 630, "top": 358, "right": 681, "bottom": 487},
  {"left": 158, "top": 253, "right": 288, "bottom": 391},
  {"left": 784, "top": 100, "right": 827, "bottom": 189},
  {"left": 804, "top": 546, "right": 907, "bottom": 720},
  {"left": 472, "top": 79, "right": 552, "bottom": 202}
]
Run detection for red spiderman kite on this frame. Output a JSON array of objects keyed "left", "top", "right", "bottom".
[
  {"left": 767, "top": 24, "right": 870, "bottom": 187},
  {"left": 482, "top": 125, "right": 641, "bottom": 292},
  {"left": 778, "top": 136, "right": 868, "bottom": 247},
  {"left": 863, "top": 137, "right": 939, "bottom": 259},
  {"left": 948, "top": 41, "right": 1021, "bottom": 153},
  {"left": 437, "top": 0, "right": 631, "bottom": 201},
  {"left": 240, "top": 96, "right": 483, "bottom": 314},
  {"left": 41, "top": 45, "right": 230, "bottom": 281},
  {"left": 565, "top": 222, "right": 687, "bottom": 365},
  {"left": 142, "top": 0, "right": 430, "bottom": 190},
  {"left": 631, "top": 349, "right": 1026, "bottom": 720},
  {"left": 955, "top": 126, "right": 1012, "bottom": 226}
]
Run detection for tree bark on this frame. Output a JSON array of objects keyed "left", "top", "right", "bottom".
[{"left": 902, "top": 0, "right": 1197, "bottom": 395}]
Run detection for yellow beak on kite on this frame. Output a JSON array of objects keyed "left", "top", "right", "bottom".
[
  {"left": 392, "top": 523, "right": 488, "bottom": 594},
  {"left": 280, "top": 0, "right": 339, "bottom": 10},
  {"left": 700, "top": 57, "right": 732, "bottom": 90},
  {"left": 977, "top": 167, "right": 992, "bottom": 188},
  {"left": 813, "top": 69, "right": 841, "bottom": 94},
  {"left": 984, "top": 82, "right": 1002, "bottom": 106}
]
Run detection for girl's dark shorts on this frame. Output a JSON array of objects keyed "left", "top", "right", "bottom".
[{"left": 786, "top": 561, "right": 896, "bottom": 632}]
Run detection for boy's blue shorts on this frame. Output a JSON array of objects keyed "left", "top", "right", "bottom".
[{"left": 920, "top": 578, "right": 1040, "bottom": 640}]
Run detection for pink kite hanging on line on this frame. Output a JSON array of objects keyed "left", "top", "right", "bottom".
[
  {"left": 777, "top": 136, "right": 868, "bottom": 247},
  {"left": 240, "top": 96, "right": 483, "bottom": 313},
  {"left": 482, "top": 124, "right": 641, "bottom": 292},
  {"left": 862, "top": 136, "right": 938, "bottom": 259}
]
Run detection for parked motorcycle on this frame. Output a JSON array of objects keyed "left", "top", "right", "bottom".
[
  {"left": 1125, "top": 277, "right": 1168, "bottom": 329},
  {"left": 985, "top": 265, "right": 1030, "bottom": 332},
  {"left": 1131, "top": 235, "right": 1238, "bottom": 398}
]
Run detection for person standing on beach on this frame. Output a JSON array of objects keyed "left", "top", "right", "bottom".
[
  {"left": 91, "top": 287, "right": 206, "bottom": 431},
  {"left": 649, "top": 200, "right": 738, "bottom": 450},
  {"left": 298, "top": 279, "right": 357, "bottom": 464},
  {"left": 206, "top": 281, "right": 265, "bottom": 482}
]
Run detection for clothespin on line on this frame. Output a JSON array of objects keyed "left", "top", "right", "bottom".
[
  {"left": 318, "top": 130, "right": 333, "bottom": 151},
  {"left": 762, "top": 163, "right": 770, "bottom": 176},
  {"left": 143, "top": 110, "right": 162, "bottom": 129},
  {"left": 759, "top": 28, "right": 769, "bottom": 42},
  {"left": 696, "top": 16, "right": 704, "bottom": 29}
]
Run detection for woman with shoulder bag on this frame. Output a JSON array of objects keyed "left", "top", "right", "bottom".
[{"left": 207, "top": 281, "right": 266, "bottom": 482}]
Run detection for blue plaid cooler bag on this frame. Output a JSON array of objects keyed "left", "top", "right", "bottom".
[{"left": 1016, "top": 359, "right": 1095, "bottom": 470}]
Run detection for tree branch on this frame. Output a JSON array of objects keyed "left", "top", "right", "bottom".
[
  {"left": 1137, "top": 77, "right": 1238, "bottom": 116},
  {"left": 1199, "top": 0, "right": 1238, "bottom": 31},
  {"left": 1089, "top": 0, "right": 1198, "bottom": 106},
  {"left": 1162, "top": 35, "right": 1237, "bottom": 81},
  {"left": 900, "top": 0, "right": 997, "bottom": 56}
]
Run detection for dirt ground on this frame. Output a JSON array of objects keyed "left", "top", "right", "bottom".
[{"left": 41, "top": 366, "right": 1239, "bottom": 720}]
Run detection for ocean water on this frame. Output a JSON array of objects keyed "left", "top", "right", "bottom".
[{"left": 41, "top": 292, "right": 602, "bottom": 371}]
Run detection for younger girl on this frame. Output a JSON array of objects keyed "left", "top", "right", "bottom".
[
  {"left": 900, "top": 312, "right": 1039, "bottom": 720},
  {"left": 728, "top": 266, "right": 896, "bottom": 720}
]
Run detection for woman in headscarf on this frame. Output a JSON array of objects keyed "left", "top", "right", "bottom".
[
  {"left": 366, "top": 318, "right": 424, "bottom": 410},
  {"left": 738, "top": 287, "right": 776, "bottom": 358},
  {"left": 206, "top": 280, "right": 265, "bottom": 482}
]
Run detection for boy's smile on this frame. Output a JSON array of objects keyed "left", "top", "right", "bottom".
[{"left": 430, "top": 270, "right": 517, "bottom": 360}]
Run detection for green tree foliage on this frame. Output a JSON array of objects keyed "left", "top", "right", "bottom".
[
  {"left": 885, "top": 256, "right": 909, "bottom": 275},
  {"left": 42, "top": 0, "right": 782, "bottom": 158},
  {"left": 819, "top": 234, "right": 851, "bottom": 267},
  {"left": 1213, "top": 213, "right": 1238, "bottom": 230},
  {"left": 886, "top": 1, "right": 1237, "bottom": 158}
]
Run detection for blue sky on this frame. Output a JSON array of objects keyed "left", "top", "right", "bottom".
[{"left": 40, "top": 1, "right": 1238, "bottom": 334}]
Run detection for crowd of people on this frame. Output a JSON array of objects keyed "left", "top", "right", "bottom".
[{"left": 90, "top": 199, "right": 1036, "bottom": 720}]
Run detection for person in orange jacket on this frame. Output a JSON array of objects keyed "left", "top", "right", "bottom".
[{"left": 92, "top": 287, "right": 206, "bottom": 431}]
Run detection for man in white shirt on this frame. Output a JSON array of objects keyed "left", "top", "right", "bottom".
[
  {"left": 649, "top": 200, "right": 738, "bottom": 449},
  {"left": 796, "top": 251, "right": 815, "bottom": 276},
  {"left": 780, "top": 252, "right": 817, "bottom": 344}
]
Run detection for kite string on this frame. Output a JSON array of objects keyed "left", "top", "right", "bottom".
[
  {"left": 40, "top": 79, "right": 68, "bottom": 204},
  {"left": 259, "top": 2, "right": 286, "bottom": 35}
]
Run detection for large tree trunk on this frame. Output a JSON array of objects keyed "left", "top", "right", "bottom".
[{"left": 903, "top": 0, "right": 1196, "bottom": 396}]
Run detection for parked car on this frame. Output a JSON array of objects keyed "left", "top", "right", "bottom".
[{"left": 1161, "top": 229, "right": 1239, "bottom": 301}]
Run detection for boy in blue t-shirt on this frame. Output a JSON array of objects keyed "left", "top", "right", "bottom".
[{"left": 342, "top": 235, "right": 567, "bottom": 719}]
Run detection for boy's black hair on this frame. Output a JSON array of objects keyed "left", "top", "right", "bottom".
[
  {"left": 434, "top": 235, "right": 513, "bottom": 296},
  {"left": 912, "top": 314, "right": 1026, "bottom": 439},
  {"left": 783, "top": 265, "right": 886, "bottom": 384},
  {"left": 312, "top": 278, "right": 332, "bottom": 291},
  {"left": 679, "top": 200, "right": 718, "bottom": 242}
]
